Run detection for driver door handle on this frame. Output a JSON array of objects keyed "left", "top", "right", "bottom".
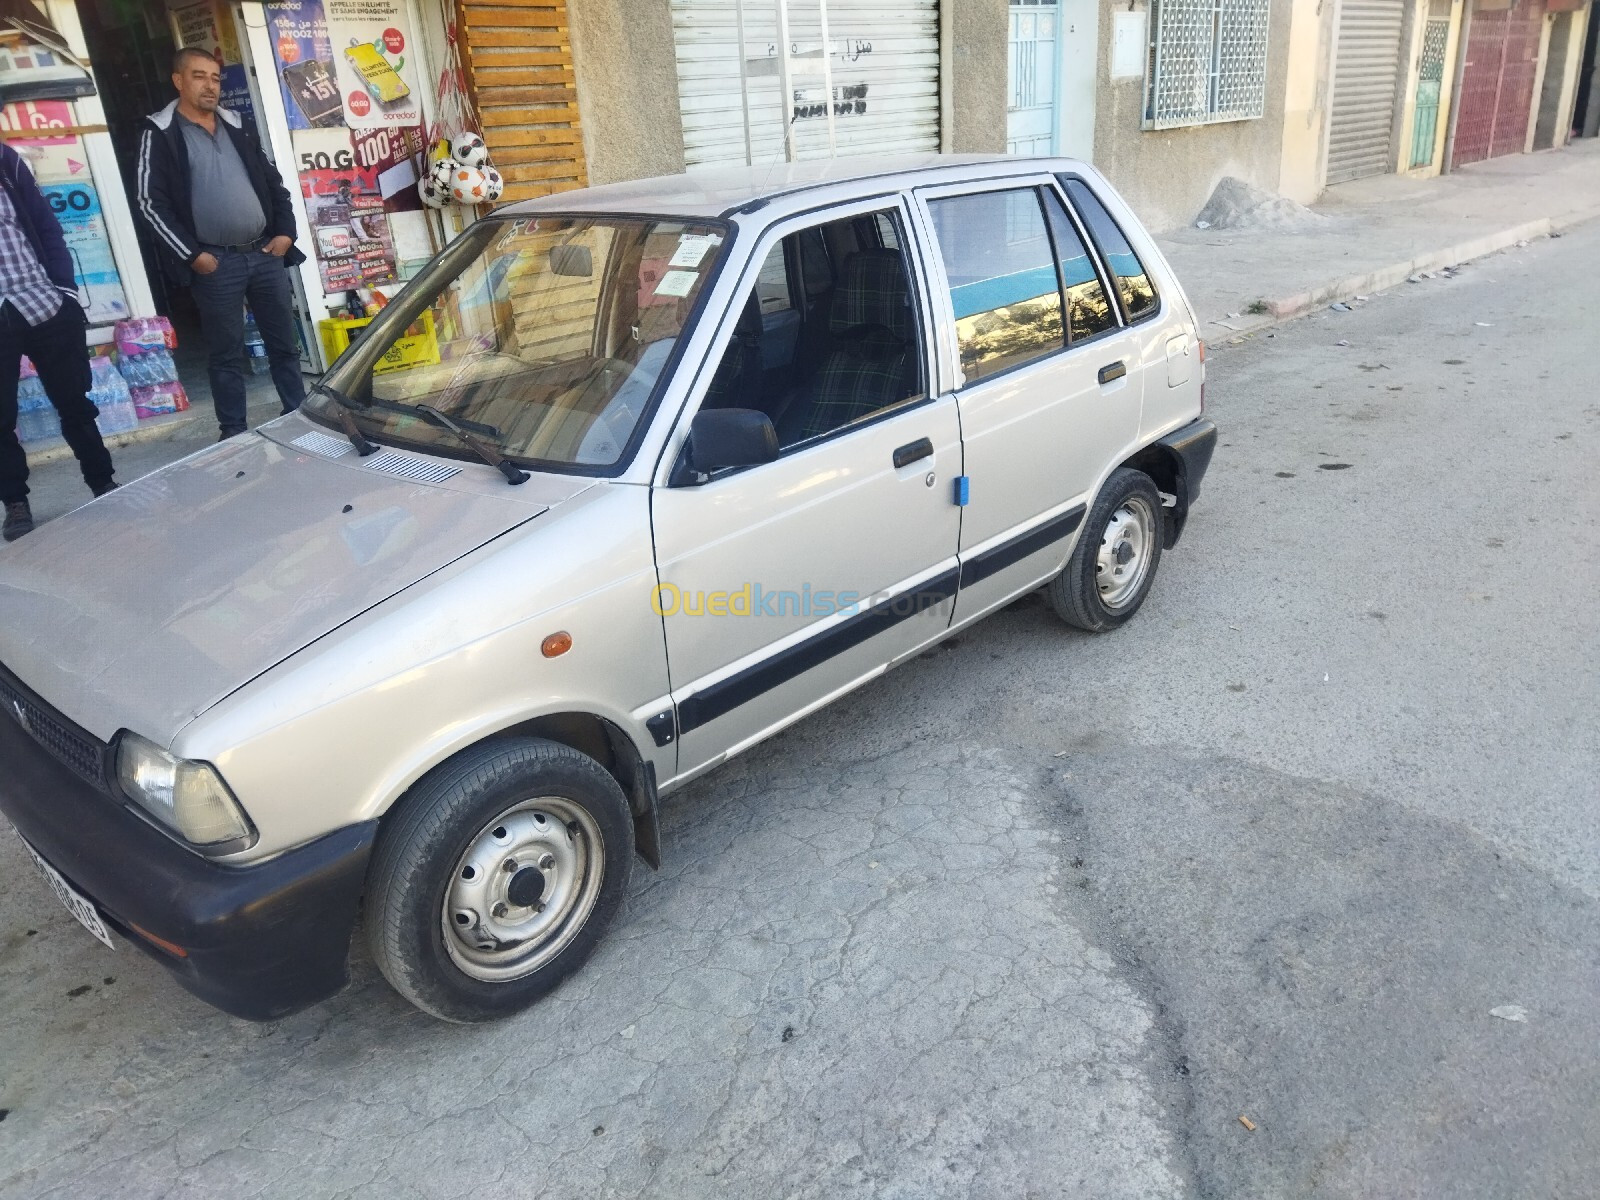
[
  {"left": 893, "top": 438, "right": 934, "bottom": 468},
  {"left": 1099, "top": 361, "right": 1127, "bottom": 385}
]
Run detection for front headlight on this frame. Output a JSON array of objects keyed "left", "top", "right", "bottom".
[{"left": 115, "top": 732, "right": 256, "bottom": 850}]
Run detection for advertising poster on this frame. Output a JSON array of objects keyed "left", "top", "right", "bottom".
[
  {"left": 294, "top": 128, "right": 397, "bottom": 292},
  {"left": 0, "top": 99, "right": 75, "bottom": 144},
  {"left": 266, "top": 0, "right": 344, "bottom": 130},
  {"left": 3, "top": 103, "right": 93, "bottom": 187},
  {"left": 40, "top": 182, "right": 130, "bottom": 324},
  {"left": 349, "top": 123, "right": 425, "bottom": 214},
  {"left": 325, "top": 0, "right": 423, "bottom": 128}
]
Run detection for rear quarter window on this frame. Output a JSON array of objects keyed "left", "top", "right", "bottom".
[{"left": 1060, "top": 177, "right": 1159, "bottom": 323}]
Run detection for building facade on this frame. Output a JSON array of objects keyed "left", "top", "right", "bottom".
[{"left": 3, "top": 0, "right": 1595, "bottom": 401}]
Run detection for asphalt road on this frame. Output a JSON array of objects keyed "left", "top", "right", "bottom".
[{"left": 2, "top": 223, "right": 1596, "bottom": 1199}]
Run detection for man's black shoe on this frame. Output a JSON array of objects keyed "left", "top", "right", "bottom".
[
  {"left": 218, "top": 426, "right": 247, "bottom": 441},
  {"left": 2, "top": 500, "right": 34, "bottom": 542},
  {"left": 91, "top": 480, "right": 119, "bottom": 498}
]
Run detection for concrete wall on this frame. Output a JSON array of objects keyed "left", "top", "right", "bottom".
[
  {"left": 1091, "top": 0, "right": 1303, "bottom": 233},
  {"left": 1278, "top": 0, "right": 1338, "bottom": 199},
  {"left": 568, "top": 0, "right": 686, "bottom": 185},
  {"left": 945, "top": 0, "right": 1010, "bottom": 153}
]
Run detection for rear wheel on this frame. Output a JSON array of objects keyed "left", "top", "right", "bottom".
[
  {"left": 1047, "top": 468, "right": 1164, "bottom": 632},
  {"left": 365, "top": 737, "right": 633, "bottom": 1022}
]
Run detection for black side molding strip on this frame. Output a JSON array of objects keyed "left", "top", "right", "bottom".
[
  {"left": 677, "top": 567, "right": 960, "bottom": 735},
  {"left": 959, "top": 503, "right": 1086, "bottom": 590}
]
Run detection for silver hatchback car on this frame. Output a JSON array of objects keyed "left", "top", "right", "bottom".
[{"left": 0, "top": 156, "right": 1214, "bottom": 1022}]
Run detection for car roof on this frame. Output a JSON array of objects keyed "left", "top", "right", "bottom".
[{"left": 497, "top": 153, "right": 1090, "bottom": 221}]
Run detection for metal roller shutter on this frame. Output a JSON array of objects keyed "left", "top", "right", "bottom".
[
  {"left": 1327, "top": 0, "right": 1408, "bottom": 183},
  {"left": 670, "top": 0, "right": 941, "bottom": 168}
]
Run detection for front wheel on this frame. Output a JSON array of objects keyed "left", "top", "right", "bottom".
[
  {"left": 1046, "top": 467, "right": 1164, "bottom": 632},
  {"left": 365, "top": 737, "right": 634, "bottom": 1022}
]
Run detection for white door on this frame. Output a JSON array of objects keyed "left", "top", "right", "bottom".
[
  {"left": 652, "top": 198, "right": 961, "bottom": 777},
  {"left": 670, "top": 0, "right": 942, "bottom": 168},
  {"left": 1008, "top": 0, "right": 1059, "bottom": 154}
]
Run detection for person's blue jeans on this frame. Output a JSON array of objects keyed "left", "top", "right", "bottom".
[{"left": 189, "top": 245, "right": 305, "bottom": 435}]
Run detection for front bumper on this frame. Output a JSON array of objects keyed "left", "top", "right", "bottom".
[{"left": 0, "top": 707, "right": 375, "bottom": 1021}]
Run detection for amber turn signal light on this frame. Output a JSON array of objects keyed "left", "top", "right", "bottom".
[{"left": 541, "top": 631, "right": 572, "bottom": 658}]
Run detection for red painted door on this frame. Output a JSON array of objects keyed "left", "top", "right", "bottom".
[
  {"left": 1492, "top": 0, "right": 1546, "bottom": 157},
  {"left": 1452, "top": 0, "right": 1547, "bottom": 167}
]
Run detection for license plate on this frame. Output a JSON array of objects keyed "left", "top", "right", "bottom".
[{"left": 17, "top": 835, "right": 116, "bottom": 950}]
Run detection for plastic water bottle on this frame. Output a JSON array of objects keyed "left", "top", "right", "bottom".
[
  {"left": 16, "top": 405, "right": 61, "bottom": 443},
  {"left": 243, "top": 312, "right": 269, "bottom": 375},
  {"left": 16, "top": 376, "right": 48, "bottom": 413}
]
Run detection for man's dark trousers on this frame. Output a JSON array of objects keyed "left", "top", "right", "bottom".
[
  {"left": 0, "top": 300, "right": 113, "bottom": 504},
  {"left": 190, "top": 243, "right": 305, "bottom": 435}
]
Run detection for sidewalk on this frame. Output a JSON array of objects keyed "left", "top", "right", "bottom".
[{"left": 1162, "top": 139, "right": 1600, "bottom": 343}]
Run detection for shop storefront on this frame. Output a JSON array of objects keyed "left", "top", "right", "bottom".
[{"left": 4, "top": 0, "right": 499, "bottom": 452}]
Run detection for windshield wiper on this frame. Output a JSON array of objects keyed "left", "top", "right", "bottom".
[
  {"left": 309, "top": 381, "right": 378, "bottom": 456},
  {"left": 413, "top": 404, "right": 529, "bottom": 484}
]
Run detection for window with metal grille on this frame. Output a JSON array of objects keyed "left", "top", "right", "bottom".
[{"left": 1144, "top": 0, "right": 1270, "bottom": 130}]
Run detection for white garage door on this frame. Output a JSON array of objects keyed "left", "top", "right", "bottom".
[{"left": 670, "top": 0, "right": 941, "bottom": 167}]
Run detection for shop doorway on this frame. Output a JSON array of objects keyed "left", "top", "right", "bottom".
[{"left": 73, "top": 0, "right": 316, "bottom": 419}]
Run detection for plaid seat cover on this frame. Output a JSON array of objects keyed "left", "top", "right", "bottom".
[{"left": 796, "top": 249, "right": 917, "bottom": 438}]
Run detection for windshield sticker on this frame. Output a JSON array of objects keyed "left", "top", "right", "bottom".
[
  {"left": 669, "top": 235, "right": 717, "bottom": 269},
  {"left": 653, "top": 269, "right": 700, "bottom": 299}
]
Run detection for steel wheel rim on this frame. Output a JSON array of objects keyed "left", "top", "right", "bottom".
[
  {"left": 441, "top": 797, "right": 605, "bottom": 983},
  {"left": 1096, "top": 496, "right": 1155, "bottom": 611}
]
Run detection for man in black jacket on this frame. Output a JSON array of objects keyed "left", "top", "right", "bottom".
[
  {"left": 1, "top": 142, "right": 116, "bottom": 542},
  {"left": 137, "top": 48, "right": 307, "bottom": 438}
]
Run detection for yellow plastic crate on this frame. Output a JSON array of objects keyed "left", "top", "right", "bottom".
[{"left": 318, "top": 310, "right": 439, "bottom": 375}]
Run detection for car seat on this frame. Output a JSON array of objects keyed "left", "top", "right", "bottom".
[{"left": 776, "top": 248, "right": 919, "bottom": 446}]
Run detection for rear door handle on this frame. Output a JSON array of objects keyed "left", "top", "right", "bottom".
[
  {"left": 893, "top": 437, "right": 934, "bottom": 468},
  {"left": 1099, "top": 361, "right": 1127, "bottom": 385}
]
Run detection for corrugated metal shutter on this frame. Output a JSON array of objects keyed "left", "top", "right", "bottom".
[
  {"left": 460, "top": 0, "right": 587, "bottom": 203},
  {"left": 1326, "top": 0, "right": 1407, "bottom": 183},
  {"left": 670, "top": 0, "right": 941, "bottom": 168}
]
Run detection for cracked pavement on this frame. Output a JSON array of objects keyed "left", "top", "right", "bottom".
[{"left": 3, "top": 224, "right": 1597, "bottom": 1197}]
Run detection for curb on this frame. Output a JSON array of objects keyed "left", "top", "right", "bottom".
[{"left": 1210, "top": 202, "right": 1600, "bottom": 345}]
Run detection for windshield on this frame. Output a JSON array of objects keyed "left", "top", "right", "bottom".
[{"left": 307, "top": 215, "right": 727, "bottom": 470}]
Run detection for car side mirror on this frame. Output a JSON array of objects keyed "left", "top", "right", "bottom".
[
  {"left": 549, "top": 244, "right": 593, "bottom": 277},
  {"left": 672, "top": 408, "right": 778, "bottom": 485}
]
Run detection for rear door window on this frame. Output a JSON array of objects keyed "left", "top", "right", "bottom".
[
  {"left": 1040, "top": 189, "right": 1118, "bottom": 344},
  {"left": 1059, "top": 177, "right": 1158, "bottom": 322},
  {"left": 926, "top": 187, "right": 1064, "bottom": 382}
]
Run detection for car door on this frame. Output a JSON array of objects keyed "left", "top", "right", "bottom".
[
  {"left": 910, "top": 176, "right": 1144, "bottom": 624},
  {"left": 651, "top": 196, "right": 962, "bottom": 782}
]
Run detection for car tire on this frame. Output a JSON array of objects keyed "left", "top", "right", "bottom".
[
  {"left": 1046, "top": 467, "right": 1165, "bottom": 633},
  {"left": 365, "top": 737, "right": 634, "bottom": 1023}
]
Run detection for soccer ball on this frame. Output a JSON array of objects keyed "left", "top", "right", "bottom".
[
  {"left": 450, "top": 166, "right": 491, "bottom": 204},
  {"left": 481, "top": 167, "right": 504, "bottom": 202},
  {"left": 429, "top": 157, "right": 459, "bottom": 193},
  {"left": 451, "top": 131, "right": 489, "bottom": 168},
  {"left": 418, "top": 176, "right": 449, "bottom": 208}
]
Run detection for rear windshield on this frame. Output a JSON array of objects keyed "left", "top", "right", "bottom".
[{"left": 310, "top": 215, "right": 727, "bottom": 470}]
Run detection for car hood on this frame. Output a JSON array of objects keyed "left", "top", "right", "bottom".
[{"left": 0, "top": 430, "right": 582, "bottom": 743}]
